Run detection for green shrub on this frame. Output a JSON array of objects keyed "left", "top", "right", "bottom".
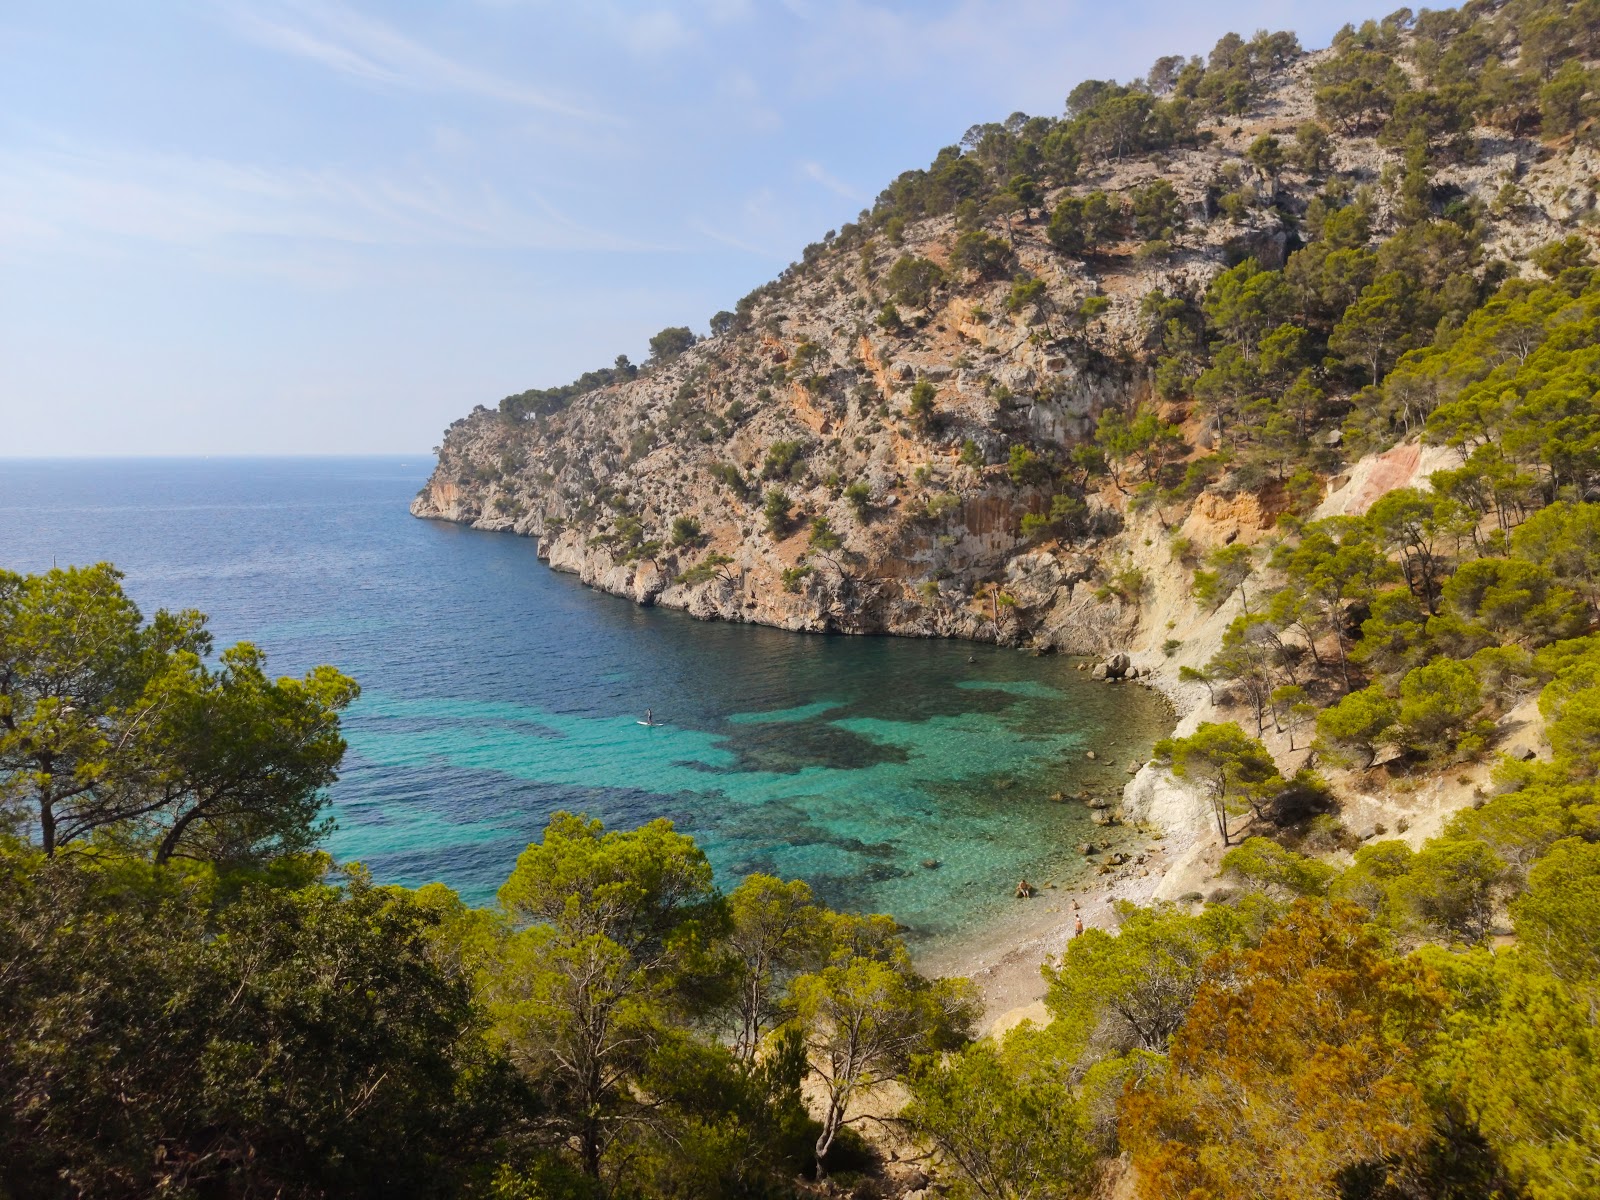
[
  {"left": 762, "top": 440, "right": 809, "bottom": 480},
  {"left": 781, "top": 565, "right": 813, "bottom": 593},
  {"left": 763, "top": 488, "right": 793, "bottom": 537},
  {"left": 669, "top": 516, "right": 704, "bottom": 548}
]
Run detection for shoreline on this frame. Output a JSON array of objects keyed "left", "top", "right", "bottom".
[
  {"left": 414, "top": 506, "right": 1122, "bottom": 654},
  {"left": 422, "top": 507, "right": 1208, "bottom": 1032},
  {"left": 914, "top": 829, "right": 1182, "bottom": 1032},
  {"left": 914, "top": 670, "right": 1210, "bottom": 1034}
]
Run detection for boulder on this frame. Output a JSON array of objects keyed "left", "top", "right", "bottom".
[
  {"left": 1226, "top": 227, "right": 1290, "bottom": 269},
  {"left": 1502, "top": 739, "right": 1539, "bottom": 762},
  {"left": 1090, "top": 663, "right": 1109, "bottom": 681}
]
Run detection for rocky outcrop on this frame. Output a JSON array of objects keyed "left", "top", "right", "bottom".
[
  {"left": 412, "top": 365, "right": 1144, "bottom": 647},
  {"left": 413, "top": 33, "right": 1583, "bottom": 662},
  {"left": 1315, "top": 439, "right": 1463, "bottom": 520}
]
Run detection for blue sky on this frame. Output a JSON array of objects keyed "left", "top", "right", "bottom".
[{"left": 1, "top": 0, "right": 1382, "bottom": 456}]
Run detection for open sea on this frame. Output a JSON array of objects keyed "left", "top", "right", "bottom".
[{"left": 0, "top": 456, "right": 1171, "bottom": 946}]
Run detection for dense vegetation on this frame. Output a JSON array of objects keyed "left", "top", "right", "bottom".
[
  {"left": 499, "top": 358, "right": 639, "bottom": 422},
  {"left": 0, "top": 565, "right": 978, "bottom": 1199},
  {"left": 945, "top": 623, "right": 1600, "bottom": 1197},
  {"left": 9, "top": 561, "right": 1600, "bottom": 1198}
]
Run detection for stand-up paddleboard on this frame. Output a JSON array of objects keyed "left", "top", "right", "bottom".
[{"left": 636, "top": 720, "right": 661, "bottom": 727}]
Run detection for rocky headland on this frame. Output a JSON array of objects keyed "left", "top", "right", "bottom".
[{"left": 415, "top": 8, "right": 1599, "bottom": 1024}]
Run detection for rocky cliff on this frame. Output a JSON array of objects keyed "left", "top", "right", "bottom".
[{"left": 414, "top": 19, "right": 1594, "bottom": 662}]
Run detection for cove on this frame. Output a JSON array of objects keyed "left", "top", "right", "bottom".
[{"left": 0, "top": 456, "right": 1173, "bottom": 945}]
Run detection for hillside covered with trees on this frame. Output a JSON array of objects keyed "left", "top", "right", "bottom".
[{"left": 417, "top": 0, "right": 1600, "bottom": 654}]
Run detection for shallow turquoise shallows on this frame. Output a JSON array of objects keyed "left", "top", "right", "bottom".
[{"left": 0, "top": 457, "right": 1170, "bottom": 945}]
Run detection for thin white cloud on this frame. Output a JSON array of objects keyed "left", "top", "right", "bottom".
[
  {"left": 618, "top": 9, "right": 696, "bottom": 56},
  {"left": 800, "top": 160, "right": 861, "bottom": 201},
  {"left": 717, "top": 69, "right": 782, "bottom": 132},
  {"left": 222, "top": 0, "right": 618, "bottom": 122},
  {"left": 700, "top": 0, "right": 753, "bottom": 21},
  {"left": 688, "top": 181, "right": 834, "bottom": 261},
  {"left": 230, "top": 11, "right": 397, "bottom": 83},
  {"left": 689, "top": 218, "right": 787, "bottom": 261},
  {"left": 775, "top": 0, "right": 1380, "bottom": 111},
  {"left": 560, "top": 0, "right": 751, "bottom": 56},
  {"left": 0, "top": 134, "right": 668, "bottom": 274}
]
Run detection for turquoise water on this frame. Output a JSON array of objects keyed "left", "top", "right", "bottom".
[{"left": 0, "top": 457, "right": 1171, "bottom": 944}]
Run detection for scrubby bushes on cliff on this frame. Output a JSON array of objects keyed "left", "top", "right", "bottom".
[
  {"left": 950, "top": 230, "right": 1013, "bottom": 279},
  {"left": 763, "top": 487, "right": 793, "bottom": 537},
  {"left": 762, "top": 439, "right": 810, "bottom": 481},
  {"left": 884, "top": 254, "right": 945, "bottom": 309},
  {"left": 1020, "top": 493, "right": 1090, "bottom": 543},
  {"left": 670, "top": 515, "right": 705, "bottom": 548},
  {"left": 675, "top": 551, "right": 733, "bottom": 586},
  {"left": 647, "top": 326, "right": 697, "bottom": 362},
  {"left": 499, "top": 356, "right": 637, "bottom": 421},
  {"left": 1046, "top": 191, "right": 1121, "bottom": 255},
  {"left": 843, "top": 480, "right": 872, "bottom": 520}
]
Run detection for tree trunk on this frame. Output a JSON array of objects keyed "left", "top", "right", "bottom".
[
  {"left": 154, "top": 805, "right": 204, "bottom": 865},
  {"left": 582, "top": 1124, "right": 602, "bottom": 1179},
  {"left": 814, "top": 1090, "right": 847, "bottom": 1177}
]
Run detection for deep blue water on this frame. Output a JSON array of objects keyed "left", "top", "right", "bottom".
[{"left": 0, "top": 457, "right": 1170, "bottom": 944}]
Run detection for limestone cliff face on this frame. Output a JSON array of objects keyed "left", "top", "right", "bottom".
[
  {"left": 414, "top": 38, "right": 1585, "bottom": 656},
  {"left": 411, "top": 327, "right": 1140, "bottom": 650}
]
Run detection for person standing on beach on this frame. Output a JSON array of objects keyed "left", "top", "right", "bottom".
[{"left": 1074, "top": 913, "right": 1084, "bottom": 937}]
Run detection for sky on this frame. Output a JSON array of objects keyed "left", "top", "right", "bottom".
[{"left": 0, "top": 0, "right": 1385, "bottom": 457}]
